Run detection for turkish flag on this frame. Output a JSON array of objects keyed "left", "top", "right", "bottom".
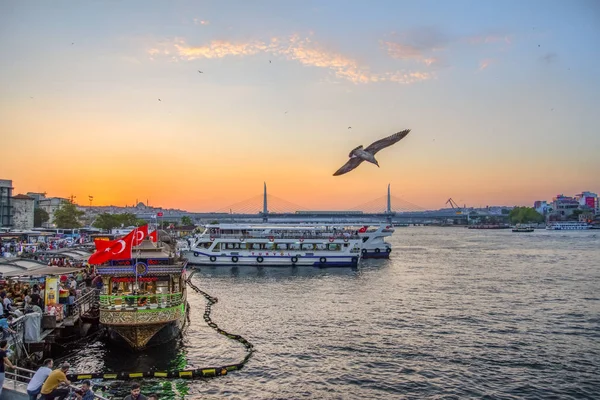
[
  {"left": 358, "top": 226, "right": 368, "bottom": 233},
  {"left": 88, "top": 230, "right": 136, "bottom": 265},
  {"left": 149, "top": 230, "right": 158, "bottom": 243},
  {"left": 132, "top": 224, "right": 149, "bottom": 246},
  {"left": 94, "top": 239, "right": 111, "bottom": 251}
]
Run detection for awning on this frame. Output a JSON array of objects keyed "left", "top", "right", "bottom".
[{"left": 2, "top": 266, "right": 84, "bottom": 278}]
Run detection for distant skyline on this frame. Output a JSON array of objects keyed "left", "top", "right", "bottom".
[{"left": 1, "top": 1, "right": 599, "bottom": 211}]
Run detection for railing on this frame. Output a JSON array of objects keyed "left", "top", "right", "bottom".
[
  {"left": 4, "top": 366, "right": 110, "bottom": 400},
  {"left": 99, "top": 292, "right": 183, "bottom": 309},
  {"left": 199, "top": 232, "right": 361, "bottom": 240}
]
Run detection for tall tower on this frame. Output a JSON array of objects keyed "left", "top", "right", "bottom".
[
  {"left": 262, "top": 182, "right": 268, "bottom": 223},
  {"left": 386, "top": 183, "right": 393, "bottom": 224}
]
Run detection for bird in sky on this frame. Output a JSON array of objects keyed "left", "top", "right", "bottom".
[
  {"left": 348, "top": 126, "right": 352, "bottom": 129},
  {"left": 333, "top": 129, "right": 411, "bottom": 176},
  {"left": 158, "top": 99, "right": 161, "bottom": 102},
  {"left": 198, "top": 70, "right": 203, "bottom": 73}
]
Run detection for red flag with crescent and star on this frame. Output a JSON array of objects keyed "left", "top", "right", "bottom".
[
  {"left": 358, "top": 226, "right": 368, "bottom": 233},
  {"left": 149, "top": 230, "right": 158, "bottom": 243},
  {"left": 88, "top": 225, "right": 148, "bottom": 265}
]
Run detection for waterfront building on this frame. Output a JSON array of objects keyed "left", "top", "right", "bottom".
[
  {"left": 575, "top": 191, "right": 598, "bottom": 213},
  {"left": 0, "top": 179, "right": 14, "bottom": 228},
  {"left": 551, "top": 194, "right": 579, "bottom": 220},
  {"left": 11, "top": 194, "right": 35, "bottom": 230},
  {"left": 533, "top": 200, "right": 551, "bottom": 215},
  {"left": 38, "top": 197, "right": 69, "bottom": 228},
  {"left": 26, "top": 192, "right": 47, "bottom": 209}
]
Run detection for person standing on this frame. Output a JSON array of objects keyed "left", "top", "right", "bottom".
[
  {"left": 0, "top": 339, "right": 15, "bottom": 398},
  {"left": 27, "top": 359, "right": 53, "bottom": 400}
]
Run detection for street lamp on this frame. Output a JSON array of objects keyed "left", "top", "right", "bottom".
[{"left": 88, "top": 195, "right": 94, "bottom": 208}]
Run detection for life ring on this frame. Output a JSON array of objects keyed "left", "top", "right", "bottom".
[
  {"left": 193, "top": 252, "right": 199, "bottom": 257},
  {"left": 239, "top": 237, "right": 245, "bottom": 242},
  {"left": 375, "top": 248, "right": 381, "bottom": 253},
  {"left": 232, "top": 256, "right": 239, "bottom": 263},
  {"left": 299, "top": 238, "right": 304, "bottom": 242},
  {"left": 361, "top": 249, "right": 367, "bottom": 255},
  {"left": 210, "top": 256, "right": 216, "bottom": 262},
  {"left": 210, "top": 237, "right": 215, "bottom": 242},
  {"left": 385, "top": 248, "right": 392, "bottom": 253},
  {"left": 319, "top": 257, "right": 327, "bottom": 263},
  {"left": 291, "top": 256, "right": 298, "bottom": 264},
  {"left": 257, "top": 256, "right": 264, "bottom": 263},
  {"left": 343, "top": 238, "right": 349, "bottom": 242},
  {"left": 268, "top": 236, "right": 274, "bottom": 242},
  {"left": 328, "top": 237, "right": 334, "bottom": 242},
  {"left": 351, "top": 257, "right": 358, "bottom": 263}
]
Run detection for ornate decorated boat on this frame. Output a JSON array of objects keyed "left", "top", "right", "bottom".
[{"left": 96, "top": 236, "right": 187, "bottom": 350}]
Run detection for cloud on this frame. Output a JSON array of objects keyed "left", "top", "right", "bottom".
[
  {"left": 540, "top": 52, "right": 558, "bottom": 63},
  {"left": 193, "top": 18, "right": 210, "bottom": 25},
  {"left": 478, "top": 58, "right": 493, "bottom": 71},
  {"left": 382, "top": 27, "right": 448, "bottom": 66},
  {"left": 152, "top": 35, "right": 433, "bottom": 85}
]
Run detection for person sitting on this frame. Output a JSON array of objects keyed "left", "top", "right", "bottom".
[
  {"left": 74, "top": 379, "right": 95, "bottom": 400},
  {"left": 39, "top": 362, "right": 71, "bottom": 400},
  {"left": 27, "top": 359, "right": 53, "bottom": 400}
]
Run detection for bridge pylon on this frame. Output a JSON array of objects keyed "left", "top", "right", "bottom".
[{"left": 261, "top": 182, "right": 268, "bottom": 222}]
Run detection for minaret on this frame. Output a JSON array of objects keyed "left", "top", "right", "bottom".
[{"left": 262, "top": 182, "right": 268, "bottom": 222}]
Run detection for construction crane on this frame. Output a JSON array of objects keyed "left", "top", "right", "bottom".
[{"left": 446, "top": 198, "right": 462, "bottom": 215}]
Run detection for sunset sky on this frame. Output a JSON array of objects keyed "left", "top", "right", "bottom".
[{"left": 1, "top": 1, "right": 598, "bottom": 211}]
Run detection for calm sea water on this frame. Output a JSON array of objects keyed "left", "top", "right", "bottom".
[{"left": 69, "top": 227, "right": 600, "bottom": 399}]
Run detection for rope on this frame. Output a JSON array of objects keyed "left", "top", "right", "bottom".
[{"left": 64, "top": 271, "right": 254, "bottom": 381}]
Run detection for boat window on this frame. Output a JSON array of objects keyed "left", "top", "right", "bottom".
[
  {"left": 328, "top": 244, "right": 340, "bottom": 251},
  {"left": 212, "top": 243, "right": 221, "bottom": 252},
  {"left": 155, "top": 278, "right": 170, "bottom": 295},
  {"left": 301, "top": 244, "right": 314, "bottom": 250}
]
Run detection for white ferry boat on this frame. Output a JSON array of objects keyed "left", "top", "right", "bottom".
[
  {"left": 350, "top": 225, "right": 394, "bottom": 259},
  {"left": 545, "top": 222, "right": 591, "bottom": 230},
  {"left": 184, "top": 224, "right": 363, "bottom": 267}
]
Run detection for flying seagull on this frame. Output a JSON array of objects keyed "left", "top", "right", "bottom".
[
  {"left": 198, "top": 70, "right": 203, "bottom": 73},
  {"left": 333, "top": 129, "right": 411, "bottom": 176},
  {"left": 348, "top": 126, "right": 352, "bottom": 129}
]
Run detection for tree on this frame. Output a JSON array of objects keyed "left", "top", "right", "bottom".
[
  {"left": 34, "top": 208, "right": 50, "bottom": 227},
  {"left": 53, "top": 202, "right": 84, "bottom": 228},
  {"left": 508, "top": 207, "right": 544, "bottom": 224},
  {"left": 93, "top": 213, "right": 148, "bottom": 231},
  {"left": 92, "top": 213, "right": 120, "bottom": 231},
  {"left": 181, "top": 216, "right": 193, "bottom": 226}
]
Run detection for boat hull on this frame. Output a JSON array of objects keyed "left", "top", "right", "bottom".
[
  {"left": 107, "top": 319, "right": 184, "bottom": 350},
  {"left": 184, "top": 251, "right": 359, "bottom": 267},
  {"left": 101, "top": 303, "right": 187, "bottom": 350},
  {"left": 361, "top": 249, "right": 391, "bottom": 259}
]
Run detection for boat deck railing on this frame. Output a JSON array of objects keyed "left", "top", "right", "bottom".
[
  {"left": 200, "top": 232, "right": 361, "bottom": 240},
  {"left": 99, "top": 292, "right": 183, "bottom": 310},
  {"left": 4, "top": 366, "right": 109, "bottom": 400}
]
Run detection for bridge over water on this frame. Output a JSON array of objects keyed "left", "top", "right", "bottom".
[{"left": 182, "top": 184, "right": 478, "bottom": 225}]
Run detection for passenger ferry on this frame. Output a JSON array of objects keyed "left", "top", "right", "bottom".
[
  {"left": 545, "top": 222, "right": 591, "bottom": 230},
  {"left": 352, "top": 225, "right": 394, "bottom": 259},
  {"left": 96, "top": 236, "right": 188, "bottom": 350},
  {"left": 184, "top": 224, "right": 363, "bottom": 267}
]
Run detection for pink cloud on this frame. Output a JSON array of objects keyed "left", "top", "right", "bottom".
[{"left": 151, "top": 35, "right": 434, "bottom": 85}]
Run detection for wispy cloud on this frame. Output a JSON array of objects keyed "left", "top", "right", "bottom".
[
  {"left": 151, "top": 35, "right": 433, "bottom": 85},
  {"left": 193, "top": 18, "right": 210, "bottom": 25},
  {"left": 478, "top": 58, "right": 493, "bottom": 71},
  {"left": 382, "top": 27, "right": 448, "bottom": 66}
]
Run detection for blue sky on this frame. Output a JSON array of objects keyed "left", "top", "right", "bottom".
[{"left": 0, "top": 1, "right": 598, "bottom": 210}]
